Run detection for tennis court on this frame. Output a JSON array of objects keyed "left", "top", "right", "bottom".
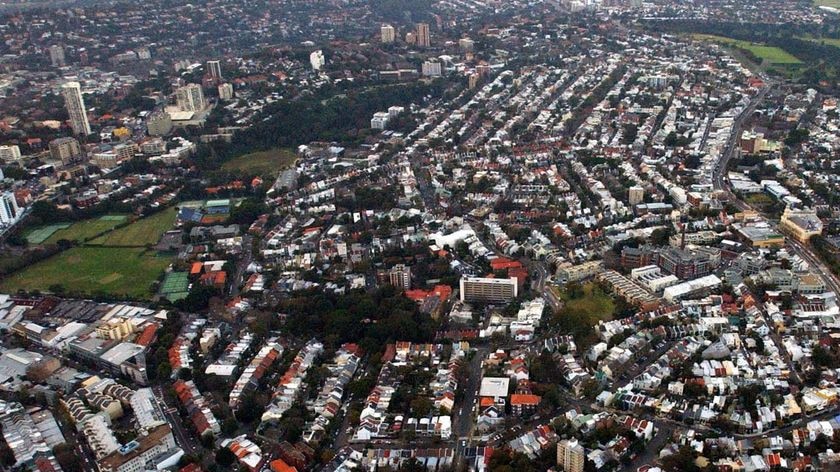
[
  {"left": 160, "top": 271, "right": 190, "bottom": 302},
  {"left": 25, "top": 223, "right": 72, "bottom": 244}
]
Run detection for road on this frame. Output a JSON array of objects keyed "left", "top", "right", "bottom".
[
  {"left": 453, "top": 345, "right": 489, "bottom": 439},
  {"left": 153, "top": 385, "right": 199, "bottom": 455}
]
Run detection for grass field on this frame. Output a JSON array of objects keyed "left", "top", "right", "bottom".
[
  {"left": 556, "top": 283, "right": 615, "bottom": 323},
  {"left": 89, "top": 207, "right": 177, "bottom": 247},
  {"left": 693, "top": 34, "right": 802, "bottom": 65},
  {"left": 220, "top": 148, "right": 297, "bottom": 177},
  {"left": 0, "top": 247, "right": 170, "bottom": 298},
  {"left": 745, "top": 193, "right": 775, "bottom": 206},
  {"left": 800, "top": 36, "right": 840, "bottom": 48},
  {"left": 39, "top": 215, "right": 129, "bottom": 244},
  {"left": 25, "top": 223, "right": 71, "bottom": 244},
  {"left": 815, "top": 0, "right": 840, "bottom": 8}
]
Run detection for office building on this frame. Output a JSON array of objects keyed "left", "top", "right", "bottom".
[
  {"left": 49, "top": 45, "right": 65, "bottom": 67},
  {"left": 310, "top": 50, "right": 325, "bottom": 71},
  {"left": 49, "top": 137, "right": 83, "bottom": 164},
  {"left": 62, "top": 82, "right": 91, "bottom": 136},
  {"left": 381, "top": 24, "right": 396, "bottom": 43},
  {"left": 0, "top": 192, "right": 20, "bottom": 225},
  {"left": 460, "top": 277, "right": 518, "bottom": 303},
  {"left": 207, "top": 60, "right": 222, "bottom": 80},
  {"left": 422, "top": 61, "right": 442, "bottom": 77},
  {"left": 0, "top": 145, "right": 21, "bottom": 162},
  {"left": 416, "top": 23, "right": 431, "bottom": 47},
  {"left": 377, "top": 264, "right": 412, "bottom": 290},
  {"left": 218, "top": 83, "right": 234, "bottom": 101},
  {"left": 175, "top": 84, "right": 206, "bottom": 113},
  {"left": 628, "top": 186, "right": 645, "bottom": 205},
  {"left": 556, "top": 439, "right": 585, "bottom": 472}
]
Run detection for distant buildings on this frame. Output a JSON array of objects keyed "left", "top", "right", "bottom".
[
  {"left": 175, "top": 84, "right": 206, "bottom": 113},
  {"left": 49, "top": 137, "right": 83, "bottom": 164},
  {"left": 416, "top": 23, "right": 431, "bottom": 47},
  {"left": 628, "top": 186, "right": 645, "bottom": 205},
  {"left": 218, "top": 83, "right": 234, "bottom": 101},
  {"left": 0, "top": 145, "right": 21, "bottom": 162},
  {"left": 62, "top": 81, "right": 91, "bottom": 136},
  {"left": 460, "top": 277, "right": 518, "bottom": 303},
  {"left": 207, "top": 60, "right": 222, "bottom": 80},
  {"left": 310, "top": 50, "right": 326, "bottom": 71},
  {"left": 422, "top": 61, "right": 442, "bottom": 77},
  {"left": 49, "top": 44, "right": 65, "bottom": 67},
  {"left": 381, "top": 24, "right": 396, "bottom": 43}
]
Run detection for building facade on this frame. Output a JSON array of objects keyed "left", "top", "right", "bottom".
[{"left": 62, "top": 82, "right": 91, "bottom": 136}]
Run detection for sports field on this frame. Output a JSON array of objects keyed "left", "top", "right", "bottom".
[
  {"left": 0, "top": 247, "right": 170, "bottom": 299},
  {"left": 220, "top": 148, "right": 297, "bottom": 176},
  {"left": 692, "top": 34, "right": 803, "bottom": 64},
  {"left": 89, "top": 207, "right": 177, "bottom": 247},
  {"left": 815, "top": 0, "right": 840, "bottom": 8},
  {"left": 25, "top": 223, "right": 71, "bottom": 244},
  {"left": 43, "top": 215, "right": 129, "bottom": 244},
  {"left": 160, "top": 271, "right": 190, "bottom": 302}
]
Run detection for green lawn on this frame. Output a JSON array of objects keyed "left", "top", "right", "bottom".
[
  {"left": 555, "top": 283, "right": 615, "bottom": 323},
  {"left": 25, "top": 223, "right": 71, "bottom": 244},
  {"left": 745, "top": 193, "right": 775, "bottom": 206},
  {"left": 0, "top": 247, "right": 170, "bottom": 299},
  {"left": 815, "top": 0, "right": 840, "bottom": 8},
  {"left": 800, "top": 36, "right": 840, "bottom": 48},
  {"left": 220, "top": 148, "right": 297, "bottom": 177},
  {"left": 693, "top": 34, "right": 803, "bottom": 64},
  {"left": 89, "top": 207, "right": 177, "bottom": 247},
  {"left": 40, "top": 215, "right": 128, "bottom": 244}
]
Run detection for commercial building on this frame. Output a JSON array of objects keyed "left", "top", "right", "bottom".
[
  {"left": 630, "top": 265, "right": 679, "bottom": 293},
  {"left": 176, "top": 84, "right": 206, "bottom": 113},
  {"left": 663, "top": 274, "right": 723, "bottom": 302},
  {"left": 62, "top": 81, "right": 91, "bottom": 136},
  {"left": 556, "top": 439, "right": 585, "bottom": 472},
  {"left": 381, "top": 24, "right": 396, "bottom": 43},
  {"left": 780, "top": 207, "right": 823, "bottom": 243},
  {"left": 460, "top": 277, "right": 518, "bottom": 303},
  {"left": 416, "top": 23, "right": 431, "bottom": 47}
]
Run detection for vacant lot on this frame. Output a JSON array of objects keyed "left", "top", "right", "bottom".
[
  {"left": 89, "top": 207, "right": 177, "bottom": 247},
  {"left": 220, "top": 148, "right": 297, "bottom": 176},
  {"left": 0, "top": 247, "right": 169, "bottom": 299},
  {"left": 693, "top": 34, "right": 803, "bottom": 64}
]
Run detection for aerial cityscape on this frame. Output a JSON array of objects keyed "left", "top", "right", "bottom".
[{"left": 0, "top": 0, "right": 838, "bottom": 471}]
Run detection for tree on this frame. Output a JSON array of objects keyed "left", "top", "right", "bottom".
[{"left": 215, "top": 447, "right": 237, "bottom": 467}]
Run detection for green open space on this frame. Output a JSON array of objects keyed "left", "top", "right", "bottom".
[
  {"left": 692, "top": 34, "right": 802, "bottom": 64},
  {"left": 220, "top": 148, "right": 297, "bottom": 177},
  {"left": 800, "top": 36, "right": 840, "bottom": 48},
  {"left": 0, "top": 247, "right": 170, "bottom": 299},
  {"left": 160, "top": 271, "right": 190, "bottom": 302},
  {"left": 38, "top": 215, "right": 129, "bottom": 244},
  {"left": 89, "top": 207, "right": 177, "bottom": 247},
  {"left": 815, "top": 0, "right": 840, "bottom": 8},
  {"left": 24, "top": 223, "right": 71, "bottom": 244},
  {"left": 552, "top": 282, "right": 616, "bottom": 323},
  {"left": 745, "top": 193, "right": 775, "bottom": 206}
]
